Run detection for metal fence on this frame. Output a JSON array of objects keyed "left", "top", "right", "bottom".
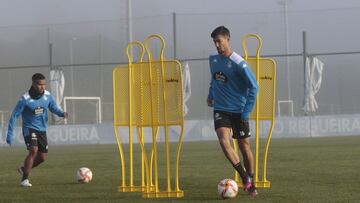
[{"left": 1, "top": 9, "right": 360, "bottom": 125}]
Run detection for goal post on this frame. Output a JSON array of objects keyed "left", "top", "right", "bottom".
[{"left": 63, "top": 96, "right": 102, "bottom": 124}]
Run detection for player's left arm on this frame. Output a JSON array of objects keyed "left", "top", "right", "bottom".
[
  {"left": 238, "top": 61, "right": 258, "bottom": 120},
  {"left": 48, "top": 95, "right": 67, "bottom": 118}
]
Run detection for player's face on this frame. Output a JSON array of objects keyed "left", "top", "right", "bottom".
[
  {"left": 213, "top": 35, "right": 230, "bottom": 55},
  {"left": 32, "top": 79, "right": 46, "bottom": 94}
]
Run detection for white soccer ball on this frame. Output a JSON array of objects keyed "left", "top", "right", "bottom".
[
  {"left": 76, "top": 167, "right": 93, "bottom": 183},
  {"left": 217, "top": 178, "right": 238, "bottom": 199}
]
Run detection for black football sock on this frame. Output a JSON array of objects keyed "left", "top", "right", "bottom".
[
  {"left": 248, "top": 173, "right": 255, "bottom": 186},
  {"left": 22, "top": 171, "right": 29, "bottom": 181},
  {"left": 233, "top": 162, "right": 248, "bottom": 182}
]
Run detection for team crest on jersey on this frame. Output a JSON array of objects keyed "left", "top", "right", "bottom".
[{"left": 227, "top": 61, "right": 232, "bottom": 68}]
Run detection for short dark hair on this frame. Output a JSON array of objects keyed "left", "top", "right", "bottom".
[
  {"left": 211, "top": 26, "right": 230, "bottom": 38},
  {"left": 32, "top": 73, "right": 45, "bottom": 82}
]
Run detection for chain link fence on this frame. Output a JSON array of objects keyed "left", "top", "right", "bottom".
[{"left": 1, "top": 9, "right": 360, "bottom": 126}]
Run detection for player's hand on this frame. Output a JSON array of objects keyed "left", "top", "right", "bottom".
[
  {"left": 63, "top": 112, "right": 68, "bottom": 119},
  {"left": 207, "top": 99, "right": 214, "bottom": 107},
  {"left": 6, "top": 133, "right": 13, "bottom": 146}
]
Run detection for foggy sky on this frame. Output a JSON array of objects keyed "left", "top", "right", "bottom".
[
  {"left": 1, "top": 0, "right": 360, "bottom": 118},
  {"left": 1, "top": 0, "right": 360, "bottom": 27}
]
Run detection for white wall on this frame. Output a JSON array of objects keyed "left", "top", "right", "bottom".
[{"left": 2, "top": 114, "right": 360, "bottom": 147}]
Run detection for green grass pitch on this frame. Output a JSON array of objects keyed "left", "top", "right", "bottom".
[{"left": 1, "top": 136, "right": 360, "bottom": 202}]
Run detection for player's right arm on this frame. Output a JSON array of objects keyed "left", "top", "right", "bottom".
[
  {"left": 7, "top": 97, "right": 25, "bottom": 145},
  {"left": 207, "top": 80, "right": 214, "bottom": 107}
]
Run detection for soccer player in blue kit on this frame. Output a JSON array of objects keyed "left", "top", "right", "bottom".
[
  {"left": 207, "top": 26, "right": 258, "bottom": 196},
  {"left": 6, "top": 73, "right": 68, "bottom": 187}
]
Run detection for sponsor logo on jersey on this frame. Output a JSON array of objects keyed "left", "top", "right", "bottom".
[
  {"left": 34, "top": 107, "right": 45, "bottom": 115},
  {"left": 213, "top": 72, "right": 228, "bottom": 83}
]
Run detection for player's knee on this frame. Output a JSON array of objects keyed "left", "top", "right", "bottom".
[
  {"left": 29, "top": 147, "right": 38, "bottom": 157},
  {"left": 39, "top": 154, "right": 47, "bottom": 163},
  {"left": 218, "top": 136, "right": 230, "bottom": 147},
  {"left": 238, "top": 140, "right": 251, "bottom": 152}
]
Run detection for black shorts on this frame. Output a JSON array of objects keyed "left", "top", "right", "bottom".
[
  {"left": 214, "top": 111, "right": 251, "bottom": 139},
  {"left": 24, "top": 129, "right": 48, "bottom": 153}
]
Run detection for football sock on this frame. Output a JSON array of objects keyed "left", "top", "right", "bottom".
[
  {"left": 248, "top": 173, "right": 255, "bottom": 186},
  {"left": 22, "top": 170, "right": 29, "bottom": 181},
  {"left": 233, "top": 162, "right": 248, "bottom": 181}
]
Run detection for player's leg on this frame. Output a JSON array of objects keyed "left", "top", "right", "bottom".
[
  {"left": 216, "top": 127, "right": 240, "bottom": 165},
  {"left": 233, "top": 118, "right": 257, "bottom": 196},
  {"left": 32, "top": 131, "right": 48, "bottom": 168},
  {"left": 238, "top": 138, "right": 257, "bottom": 196},
  {"left": 20, "top": 144, "right": 38, "bottom": 186},
  {"left": 22, "top": 146, "right": 38, "bottom": 177},
  {"left": 237, "top": 138, "right": 255, "bottom": 176},
  {"left": 20, "top": 130, "right": 42, "bottom": 186},
  {"left": 214, "top": 111, "right": 248, "bottom": 181},
  {"left": 32, "top": 152, "right": 47, "bottom": 168},
  {"left": 18, "top": 152, "right": 46, "bottom": 172}
]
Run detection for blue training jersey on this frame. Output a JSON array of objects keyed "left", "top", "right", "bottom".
[
  {"left": 207, "top": 52, "right": 258, "bottom": 120},
  {"left": 7, "top": 90, "right": 65, "bottom": 141}
]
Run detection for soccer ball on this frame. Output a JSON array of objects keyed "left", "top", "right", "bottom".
[
  {"left": 217, "top": 178, "right": 238, "bottom": 199},
  {"left": 76, "top": 167, "right": 93, "bottom": 183}
]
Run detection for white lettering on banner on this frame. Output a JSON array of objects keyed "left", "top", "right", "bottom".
[
  {"left": 48, "top": 126, "right": 100, "bottom": 143},
  {"left": 329, "top": 118, "right": 337, "bottom": 133},
  {"left": 318, "top": 119, "right": 328, "bottom": 134},
  {"left": 341, "top": 118, "right": 350, "bottom": 133},
  {"left": 4, "top": 115, "right": 360, "bottom": 147},
  {"left": 352, "top": 118, "right": 360, "bottom": 131}
]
